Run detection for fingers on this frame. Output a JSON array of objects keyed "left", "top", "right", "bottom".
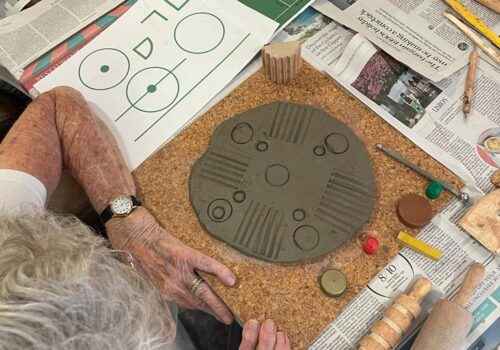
[
  {"left": 239, "top": 320, "right": 260, "bottom": 350},
  {"left": 258, "top": 319, "right": 277, "bottom": 350},
  {"left": 276, "top": 332, "right": 291, "bottom": 350},
  {"left": 194, "top": 281, "right": 233, "bottom": 324},
  {"left": 191, "top": 253, "right": 236, "bottom": 287},
  {"left": 239, "top": 319, "right": 291, "bottom": 350}
]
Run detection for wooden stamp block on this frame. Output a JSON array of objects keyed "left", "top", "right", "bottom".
[{"left": 261, "top": 41, "right": 301, "bottom": 84}]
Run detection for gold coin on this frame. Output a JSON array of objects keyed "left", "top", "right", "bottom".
[{"left": 320, "top": 269, "right": 347, "bottom": 297}]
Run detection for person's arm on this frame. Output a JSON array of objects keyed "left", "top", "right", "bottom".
[{"left": 0, "top": 86, "right": 236, "bottom": 324}]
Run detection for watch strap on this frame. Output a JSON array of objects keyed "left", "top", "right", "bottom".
[
  {"left": 100, "top": 195, "right": 141, "bottom": 224},
  {"left": 131, "top": 196, "right": 141, "bottom": 207},
  {"left": 101, "top": 205, "right": 114, "bottom": 224}
]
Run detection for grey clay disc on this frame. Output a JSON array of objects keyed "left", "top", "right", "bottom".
[{"left": 189, "top": 102, "right": 374, "bottom": 263}]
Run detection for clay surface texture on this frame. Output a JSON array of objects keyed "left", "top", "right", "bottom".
[{"left": 189, "top": 102, "right": 374, "bottom": 262}]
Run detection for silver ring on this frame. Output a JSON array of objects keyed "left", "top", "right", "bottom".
[{"left": 190, "top": 275, "right": 204, "bottom": 294}]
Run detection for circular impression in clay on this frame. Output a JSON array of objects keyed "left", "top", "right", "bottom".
[{"left": 189, "top": 102, "right": 375, "bottom": 263}]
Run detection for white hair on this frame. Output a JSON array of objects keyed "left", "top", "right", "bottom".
[{"left": 0, "top": 207, "right": 175, "bottom": 350}]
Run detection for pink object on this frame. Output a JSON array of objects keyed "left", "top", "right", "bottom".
[{"left": 363, "top": 236, "right": 379, "bottom": 254}]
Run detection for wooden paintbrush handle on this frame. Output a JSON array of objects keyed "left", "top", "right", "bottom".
[
  {"left": 463, "top": 47, "right": 478, "bottom": 114},
  {"left": 454, "top": 262, "right": 485, "bottom": 307},
  {"left": 474, "top": 0, "right": 500, "bottom": 14}
]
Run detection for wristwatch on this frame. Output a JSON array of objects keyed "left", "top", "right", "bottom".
[{"left": 100, "top": 194, "right": 141, "bottom": 224}]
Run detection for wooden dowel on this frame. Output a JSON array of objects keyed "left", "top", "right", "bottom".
[
  {"left": 474, "top": 0, "right": 500, "bottom": 14},
  {"left": 443, "top": 12, "right": 500, "bottom": 65}
]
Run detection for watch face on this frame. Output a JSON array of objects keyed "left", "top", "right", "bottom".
[{"left": 110, "top": 195, "right": 133, "bottom": 216}]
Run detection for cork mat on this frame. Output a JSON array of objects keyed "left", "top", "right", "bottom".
[{"left": 133, "top": 61, "right": 461, "bottom": 349}]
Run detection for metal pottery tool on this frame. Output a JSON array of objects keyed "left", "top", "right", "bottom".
[{"left": 375, "top": 144, "right": 470, "bottom": 203}]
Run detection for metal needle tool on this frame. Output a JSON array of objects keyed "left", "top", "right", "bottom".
[{"left": 376, "top": 144, "right": 470, "bottom": 203}]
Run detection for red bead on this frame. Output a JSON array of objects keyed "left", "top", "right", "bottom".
[{"left": 363, "top": 236, "right": 379, "bottom": 254}]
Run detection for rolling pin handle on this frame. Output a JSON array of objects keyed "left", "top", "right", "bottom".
[
  {"left": 454, "top": 262, "right": 485, "bottom": 307},
  {"left": 408, "top": 278, "right": 432, "bottom": 303}
]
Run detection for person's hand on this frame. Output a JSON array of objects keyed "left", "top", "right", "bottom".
[
  {"left": 106, "top": 207, "right": 236, "bottom": 324},
  {"left": 240, "top": 319, "right": 291, "bottom": 350}
]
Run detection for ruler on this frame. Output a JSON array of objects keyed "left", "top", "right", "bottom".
[{"left": 443, "top": 0, "right": 500, "bottom": 48}]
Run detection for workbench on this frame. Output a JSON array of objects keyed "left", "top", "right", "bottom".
[{"left": 133, "top": 61, "right": 460, "bottom": 349}]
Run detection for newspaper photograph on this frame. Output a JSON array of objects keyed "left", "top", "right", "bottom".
[
  {"left": 312, "top": 0, "right": 500, "bottom": 81},
  {"left": 308, "top": 32, "right": 498, "bottom": 196},
  {"left": 0, "top": 0, "right": 31, "bottom": 18},
  {"left": 277, "top": 8, "right": 499, "bottom": 197},
  {"left": 273, "top": 8, "right": 500, "bottom": 349},
  {"left": 0, "top": 0, "right": 124, "bottom": 77}
]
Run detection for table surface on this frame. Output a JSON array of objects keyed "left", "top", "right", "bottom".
[{"left": 133, "top": 61, "right": 461, "bottom": 349}]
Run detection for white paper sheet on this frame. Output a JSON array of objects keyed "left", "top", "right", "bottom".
[{"left": 35, "top": 0, "right": 277, "bottom": 169}]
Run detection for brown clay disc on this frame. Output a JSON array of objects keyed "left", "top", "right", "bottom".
[{"left": 396, "top": 193, "right": 432, "bottom": 228}]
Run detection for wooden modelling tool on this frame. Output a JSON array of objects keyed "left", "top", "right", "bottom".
[
  {"left": 411, "top": 262, "right": 485, "bottom": 350},
  {"left": 474, "top": 0, "right": 500, "bottom": 14},
  {"left": 358, "top": 278, "right": 432, "bottom": 350},
  {"left": 463, "top": 47, "right": 478, "bottom": 119},
  {"left": 442, "top": 0, "right": 500, "bottom": 48},
  {"left": 443, "top": 12, "right": 500, "bottom": 65},
  {"left": 459, "top": 189, "right": 500, "bottom": 255},
  {"left": 261, "top": 41, "right": 301, "bottom": 84}
]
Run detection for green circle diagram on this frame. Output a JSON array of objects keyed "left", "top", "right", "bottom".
[
  {"left": 78, "top": 48, "right": 130, "bottom": 91},
  {"left": 174, "top": 12, "right": 225, "bottom": 54},
  {"left": 126, "top": 67, "right": 180, "bottom": 113}
]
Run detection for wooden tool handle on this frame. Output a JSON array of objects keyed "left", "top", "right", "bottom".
[
  {"left": 463, "top": 47, "right": 478, "bottom": 114},
  {"left": 454, "top": 262, "right": 485, "bottom": 307},
  {"left": 408, "top": 278, "right": 433, "bottom": 302},
  {"left": 474, "top": 0, "right": 500, "bottom": 14}
]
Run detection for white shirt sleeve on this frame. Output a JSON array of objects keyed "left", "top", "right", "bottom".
[{"left": 0, "top": 169, "right": 47, "bottom": 215}]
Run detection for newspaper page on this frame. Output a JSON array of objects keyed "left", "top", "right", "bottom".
[
  {"left": 309, "top": 198, "right": 499, "bottom": 350},
  {"left": 273, "top": 8, "right": 499, "bottom": 349},
  {"left": 306, "top": 32, "right": 499, "bottom": 197},
  {"left": 0, "top": 0, "right": 124, "bottom": 77},
  {"left": 0, "top": 0, "right": 31, "bottom": 18},
  {"left": 312, "top": 0, "right": 500, "bottom": 81}
]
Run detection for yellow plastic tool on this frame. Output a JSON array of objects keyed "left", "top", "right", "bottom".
[
  {"left": 442, "top": 0, "right": 500, "bottom": 48},
  {"left": 397, "top": 232, "right": 442, "bottom": 261}
]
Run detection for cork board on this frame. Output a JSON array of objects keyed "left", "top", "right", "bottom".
[{"left": 133, "top": 61, "right": 461, "bottom": 349}]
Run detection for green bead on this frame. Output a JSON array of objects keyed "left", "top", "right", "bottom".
[{"left": 426, "top": 181, "right": 443, "bottom": 199}]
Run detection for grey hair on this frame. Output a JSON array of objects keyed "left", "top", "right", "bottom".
[{"left": 0, "top": 207, "right": 175, "bottom": 350}]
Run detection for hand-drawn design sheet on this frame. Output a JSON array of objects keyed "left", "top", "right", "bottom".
[{"left": 35, "top": 0, "right": 277, "bottom": 169}]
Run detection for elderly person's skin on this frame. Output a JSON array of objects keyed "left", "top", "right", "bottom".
[
  {"left": 0, "top": 86, "right": 291, "bottom": 349},
  {"left": 0, "top": 86, "right": 234, "bottom": 322}
]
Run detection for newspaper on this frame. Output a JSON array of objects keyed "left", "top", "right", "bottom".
[
  {"left": 0, "top": 0, "right": 31, "bottom": 18},
  {"left": 305, "top": 34, "right": 499, "bottom": 197},
  {"left": 312, "top": 0, "right": 500, "bottom": 81},
  {"left": 0, "top": 0, "right": 124, "bottom": 77},
  {"left": 273, "top": 8, "right": 499, "bottom": 349},
  {"left": 309, "top": 199, "right": 499, "bottom": 350}
]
